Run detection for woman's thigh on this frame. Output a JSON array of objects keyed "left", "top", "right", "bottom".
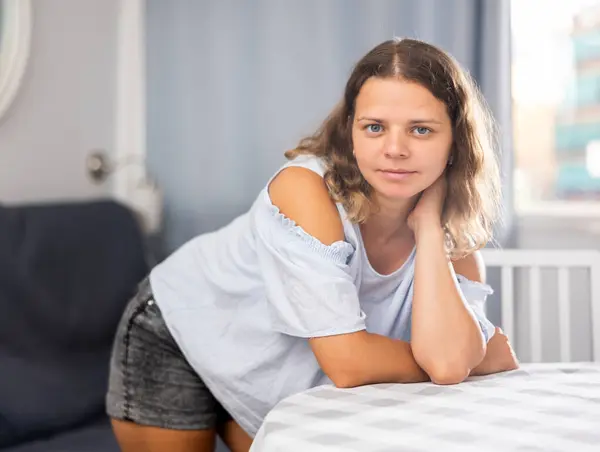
[
  {"left": 111, "top": 419, "right": 216, "bottom": 452},
  {"left": 219, "top": 419, "right": 254, "bottom": 452}
]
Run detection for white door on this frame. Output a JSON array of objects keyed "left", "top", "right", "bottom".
[{"left": 0, "top": 0, "right": 141, "bottom": 205}]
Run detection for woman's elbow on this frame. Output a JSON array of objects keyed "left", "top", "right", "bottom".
[
  {"left": 332, "top": 375, "right": 361, "bottom": 389},
  {"left": 428, "top": 365, "right": 471, "bottom": 385},
  {"left": 418, "top": 348, "right": 483, "bottom": 385},
  {"left": 327, "top": 368, "right": 368, "bottom": 388}
]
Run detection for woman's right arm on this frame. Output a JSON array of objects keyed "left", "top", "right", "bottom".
[{"left": 269, "top": 167, "right": 429, "bottom": 388}]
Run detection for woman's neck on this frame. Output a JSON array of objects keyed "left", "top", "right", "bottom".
[{"left": 360, "top": 194, "right": 418, "bottom": 245}]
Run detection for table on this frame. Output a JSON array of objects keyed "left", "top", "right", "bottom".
[{"left": 250, "top": 363, "right": 600, "bottom": 452}]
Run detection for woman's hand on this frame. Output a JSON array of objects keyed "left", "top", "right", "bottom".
[
  {"left": 407, "top": 175, "right": 447, "bottom": 233},
  {"left": 470, "top": 327, "right": 520, "bottom": 376}
]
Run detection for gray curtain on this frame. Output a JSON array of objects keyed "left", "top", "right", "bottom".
[{"left": 146, "top": 0, "right": 512, "bottom": 250}]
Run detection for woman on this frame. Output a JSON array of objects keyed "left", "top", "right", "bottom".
[{"left": 106, "top": 38, "right": 519, "bottom": 452}]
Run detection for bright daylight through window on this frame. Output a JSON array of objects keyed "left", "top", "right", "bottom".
[{"left": 512, "top": 0, "right": 600, "bottom": 215}]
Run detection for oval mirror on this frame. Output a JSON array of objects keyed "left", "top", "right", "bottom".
[{"left": 0, "top": 0, "right": 32, "bottom": 122}]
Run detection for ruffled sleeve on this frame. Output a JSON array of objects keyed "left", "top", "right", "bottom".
[
  {"left": 252, "top": 191, "right": 366, "bottom": 338},
  {"left": 456, "top": 274, "right": 496, "bottom": 342}
]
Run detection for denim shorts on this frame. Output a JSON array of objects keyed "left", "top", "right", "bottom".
[{"left": 106, "top": 277, "right": 230, "bottom": 430}]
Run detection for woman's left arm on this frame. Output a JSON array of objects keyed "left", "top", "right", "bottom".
[{"left": 411, "top": 223, "right": 488, "bottom": 385}]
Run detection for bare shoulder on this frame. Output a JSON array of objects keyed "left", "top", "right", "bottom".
[
  {"left": 452, "top": 250, "right": 486, "bottom": 283},
  {"left": 268, "top": 166, "right": 344, "bottom": 245}
]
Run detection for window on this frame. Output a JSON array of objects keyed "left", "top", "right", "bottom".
[{"left": 512, "top": 0, "right": 600, "bottom": 215}]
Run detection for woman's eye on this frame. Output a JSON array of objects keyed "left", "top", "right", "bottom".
[
  {"left": 366, "top": 124, "right": 383, "bottom": 133},
  {"left": 413, "top": 126, "right": 431, "bottom": 136}
]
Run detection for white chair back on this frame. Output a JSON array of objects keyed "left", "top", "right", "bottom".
[{"left": 481, "top": 249, "right": 600, "bottom": 363}]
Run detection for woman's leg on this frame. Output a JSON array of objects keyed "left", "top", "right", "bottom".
[
  {"left": 110, "top": 407, "right": 255, "bottom": 452},
  {"left": 218, "top": 418, "right": 254, "bottom": 452},
  {"left": 106, "top": 278, "right": 223, "bottom": 452},
  {"left": 111, "top": 419, "right": 216, "bottom": 452}
]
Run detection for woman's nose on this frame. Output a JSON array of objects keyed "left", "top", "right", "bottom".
[{"left": 383, "top": 133, "right": 410, "bottom": 159}]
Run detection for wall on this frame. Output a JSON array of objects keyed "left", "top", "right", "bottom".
[{"left": 0, "top": 0, "right": 118, "bottom": 204}]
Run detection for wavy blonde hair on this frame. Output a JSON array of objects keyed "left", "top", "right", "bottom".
[{"left": 285, "top": 38, "right": 501, "bottom": 259}]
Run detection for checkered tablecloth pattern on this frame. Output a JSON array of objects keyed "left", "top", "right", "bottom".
[{"left": 250, "top": 363, "right": 600, "bottom": 452}]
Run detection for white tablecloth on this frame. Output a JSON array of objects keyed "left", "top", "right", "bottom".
[{"left": 250, "top": 363, "right": 600, "bottom": 452}]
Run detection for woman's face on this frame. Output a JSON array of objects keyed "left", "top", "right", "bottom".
[{"left": 351, "top": 77, "right": 453, "bottom": 202}]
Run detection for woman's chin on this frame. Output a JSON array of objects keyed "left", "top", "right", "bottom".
[{"left": 374, "top": 186, "right": 422, "bottom": 202}]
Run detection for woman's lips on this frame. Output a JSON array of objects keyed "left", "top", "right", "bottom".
[{"left": 379, "top": 169, "right": 417, "bottom": 180}]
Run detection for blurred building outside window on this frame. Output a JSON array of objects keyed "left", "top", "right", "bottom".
[{"left": 512, "top": 0, "right": 600, "bottom": 217}]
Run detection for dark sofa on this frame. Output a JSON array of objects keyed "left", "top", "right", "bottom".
[{"left": 0, "top": 200, "right": 149, "bottom": 451}]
